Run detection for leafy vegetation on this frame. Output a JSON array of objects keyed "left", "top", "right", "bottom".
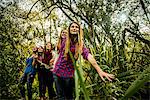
[{"left": 0, "top": 0, "right": 150, "bottom": 99}]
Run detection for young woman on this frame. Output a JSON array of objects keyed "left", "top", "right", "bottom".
[
  {"left": 44, "top": 42, "right": 56, "bottom": 99},
  {"left": 33, "top": 46, "right": 46, "bottom": 100},
  {"left": 19, "top": 46, "right": 38, "bottom": 100},
  {"left": 51, "top": 29, "right": 68, "bottom": 70},
  {"left": 53, "top": 22, "right": 115, "bottom": 99},
  {"left": 33, "top": 45, "right": 56, "bottom": 100},
  {"left": 56, "top": 29, "right": 68, "bottom": 52}
]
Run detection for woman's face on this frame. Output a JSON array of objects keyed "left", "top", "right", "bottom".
[
  {"left": 38, "top": 46, "right": 43, "bottom": 52},
  {"left": 61, "top": 30, "right": 67, "bottom": 38},
  {"left": 46, "top": 43, "right": 51, "bottom": 50},
  {"left": 32, "top": 46, "right": 37, "bottom": 52},
  {"left": 70, "top": 23, "right": 79, "bottom": 35}
]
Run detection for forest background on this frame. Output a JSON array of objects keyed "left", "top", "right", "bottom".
[{"left": 0, "top": 0, "right": 150, "bottom": 99}]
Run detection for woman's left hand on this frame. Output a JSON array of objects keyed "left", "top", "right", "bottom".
[{"left": 98, "top": 71, "right": 115, "bottom": 82}]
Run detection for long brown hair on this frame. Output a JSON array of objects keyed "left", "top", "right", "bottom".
[{"left": 64, "top": 22, "right": 83, "bottom": 59}]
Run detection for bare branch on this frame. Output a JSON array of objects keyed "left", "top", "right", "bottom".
[
  {"left": 26, "top": 0, "right": 40, "bottom": 18},
  {"left": 140, "top": 0, "right": 150, "bottom": 23},
  {"left": 57, "top": 5, "right": 74, "bottom": 21},
  {"left": 57, "top": 1, "right": 89, "bottom": 25},
  {"left": 45, "top": 7, "right": 58, "bottom": 19},
  {"left": 40, "top": 2, "right": 58, "bottom": 13},
  {"left": 125, "top": 28, "right": 150, "bottom": 47}
]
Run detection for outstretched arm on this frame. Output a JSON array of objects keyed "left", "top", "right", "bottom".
[{"left": 87, "top": 53, "right": 114, "bottom": 81}]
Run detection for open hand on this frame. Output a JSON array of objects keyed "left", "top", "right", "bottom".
[{"left": 98, "top": 71, "right": 115, "bottom": 82}]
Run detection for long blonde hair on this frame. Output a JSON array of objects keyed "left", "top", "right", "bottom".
[
  {"left": 64, "top": 22, "right": 84, "bottom": 59},
  {"left": 57, "top": 29, "right": 67, "bottom": 52}
]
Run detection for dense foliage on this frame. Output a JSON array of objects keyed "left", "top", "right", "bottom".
[{"left": 0, "top": 0, "right": 149, "bottom": 99}]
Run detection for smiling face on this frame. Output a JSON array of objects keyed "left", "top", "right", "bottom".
[
  {"left": 38, "top": 46, "right": 44, "bottom": 53},
  {"left": 46, "top": 42, "right": 51, "bottom": 50},
  {"left": 32, "top": 46, "right": 37, "bottom": 52},
  {"left": 70, "top": 23, "right": 80, "bottom": 35},
  {"left": 61, "top": 30, "right": 67, "bottom": 38}
]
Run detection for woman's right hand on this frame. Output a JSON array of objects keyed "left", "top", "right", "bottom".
[{"left": 33, "top": 54, "right": 38, "bottom": 59}]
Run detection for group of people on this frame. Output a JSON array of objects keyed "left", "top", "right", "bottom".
[
  {"left": 19, "top": 42, "right": 56, "bottom": 100},
  {"left": 19, "top": 22, "right": 115, "bottom": 100}
]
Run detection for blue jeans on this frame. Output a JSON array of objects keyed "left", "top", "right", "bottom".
[
  {"left": 53, "top": 74, "right": 74, "bottom": 100},
  {"left": 19, "top": 73, "right": 35, "bottom": 100}
]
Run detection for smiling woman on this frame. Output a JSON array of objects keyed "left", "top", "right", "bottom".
[
  {"left": 53, "top": 22, "right": 115, "bottom": 100},
  {"left": 70, "top": 23, "right": 80, "bottom": 34}
]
